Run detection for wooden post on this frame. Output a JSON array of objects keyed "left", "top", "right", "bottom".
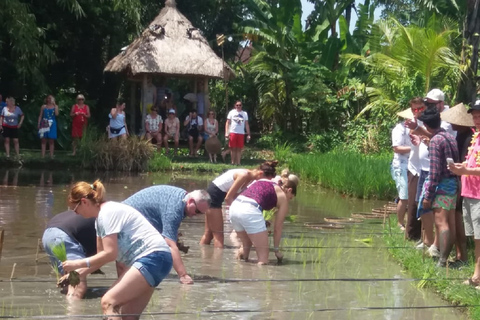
[
  {"left": 193, "top": 78, "right": 198, "bottom": 110},
  {"left": 141, "top": 74, "right": 148, "bottom": 134},
  {"left": 0, "top": 229, "right": 4, "bottom": 263},
  {"left": 204, "top": 77, "right": 210, "bottom": 116},
  {"left": 130, "top": 82, "right": 136, "bottom": 134}
]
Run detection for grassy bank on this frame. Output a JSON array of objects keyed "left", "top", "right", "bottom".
[
  {"left": 384, "top": 217, "right": 480, "bottom": 319},
  {"left": 0, "top": 148, "right": 267, "bottom": 173},
  {"left": 285, "top": 150, "right": 396, "bottom": 199}
]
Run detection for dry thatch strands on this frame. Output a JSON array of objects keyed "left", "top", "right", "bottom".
[
  {"left": 304, "top": 223, "right": 345, "bottom": 230},
  {"left": 351, "top": 212, "right": 384, "bottom": 219},
  {"left": 372, "top": 208, "right": 395, "bottom": 215},
  {"left": 323, "top": 217, "right": 364, "bottom": 224}
]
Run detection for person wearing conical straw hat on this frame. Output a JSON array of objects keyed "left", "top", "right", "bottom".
[
  {"left": 396, "top": 97, "right": 425, "bottom": 242},
  {"left": 441, "top": 103, "right": 473, "bottom": 264},
  {"left": 449, "top": 101, "right": 480, "bottom": 279}
]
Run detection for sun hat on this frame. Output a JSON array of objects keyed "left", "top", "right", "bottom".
[
  {"left": 397, "top": 108, "right": 414, "bottom": 119},
  {"left": 425, "top": 89, "right": 445, "bottom": 102},
  {"left": 441, "top": 103, "right": 474, "bottom": 127},
  {"left": 183, "top": 93, "right": 197, "bottom": 102},
  {"left": 468, "top": 100, "right": 480, "bottom": 114},
  {"left": 168, "top": 109, "right": 175, "bottom": 114},
  {"left": 76, "top": 94, "right": 85, "bottom": 100}
]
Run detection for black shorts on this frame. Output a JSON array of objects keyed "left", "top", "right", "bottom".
[
  {"left": 2, "top": 126, "right": 18, "bottom": 139},
  {"left": 207, "top": 182, "right": 227, "bottom": 209}
]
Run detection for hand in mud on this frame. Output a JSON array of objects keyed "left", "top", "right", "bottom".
[
  {"left": 57, "top": 274, "right": 70, "bottom": 288},
  {"left": 179, "top": 274, "right": 194, "bottom": 284},
  {"left": 275, "top": 251, "right": 283, "bottom": 263}
]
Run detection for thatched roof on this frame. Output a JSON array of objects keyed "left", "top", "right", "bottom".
[{"left": 104, "top": 0, "right": 234, "bottom": 79}]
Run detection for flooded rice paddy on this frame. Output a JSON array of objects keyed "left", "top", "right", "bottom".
[{"left": 0, "top": 169, "right": 467, "bottom": 319}]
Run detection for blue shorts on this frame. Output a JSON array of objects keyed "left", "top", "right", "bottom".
[
  {"left": 132, "top": 251, "right": 172, "bottom": 287},
  {"left": 416, "top": 170, "right": 429, "bottom": 202},
  {"left": 42, "top": 227, "right": 86, "bottom": 275},
  {"left": 390, "top": 166, "right": 408, "bottom": 200}
]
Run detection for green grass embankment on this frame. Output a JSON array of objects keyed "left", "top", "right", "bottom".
[
  {"left": 384, "top": 216, "right": 480, "bottom": 319},
  {"left": 285, "top": 151, "right": 396, "bottom": 199}
]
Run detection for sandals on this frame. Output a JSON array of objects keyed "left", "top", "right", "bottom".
[{"left": 463, "top": 278, "right": 480, "bottom": 287}]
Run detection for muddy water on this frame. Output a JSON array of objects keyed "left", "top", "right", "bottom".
[{"left": 0, "top": 169, "right": 466, "bottom": 319}]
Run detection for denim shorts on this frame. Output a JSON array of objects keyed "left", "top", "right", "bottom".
[
  {"left": 390, "top": 166, "right": 408, "bottom": 200},
  {"left": 132, "top": 251, "right": 173, "bottom": 287},
  {"left": 416, "top": 170, "right": 429, "bottom": 202},
  {"left": 42, "top": 227, "right": 86, "bottom": 275}
]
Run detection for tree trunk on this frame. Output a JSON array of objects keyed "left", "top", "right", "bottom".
[{"left": 457, "top": 0, "right": 480, "bottom": 106}]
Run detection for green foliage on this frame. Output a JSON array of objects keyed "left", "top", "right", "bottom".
[
  {"left": 148, "top": 153, "right": 172, "bottom": 171},
  {"left": 286, "top": 151, "right": 396, "bottom": 199}
]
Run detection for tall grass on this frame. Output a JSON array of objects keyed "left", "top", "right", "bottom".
[
  {"left": 286, "top": 150, "right": 395, "bottom": 199},
  {"left": 78, "top": 130, "right": 155, "bottom": 171}
]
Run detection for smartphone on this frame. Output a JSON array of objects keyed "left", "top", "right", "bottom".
[{"left": 446, "top": 158, "right": 454, "bottom": 165}]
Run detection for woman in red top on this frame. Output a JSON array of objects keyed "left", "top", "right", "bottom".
[{"left": 70, "top": 94, "right": 90, "bottom": 156}]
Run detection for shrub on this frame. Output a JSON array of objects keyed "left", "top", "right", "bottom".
[{"left": 79, "top": 133, "right": 155, "bottom": 171}]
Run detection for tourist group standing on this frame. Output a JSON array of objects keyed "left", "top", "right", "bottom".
[{"left": 390, "top": 89, "right": 480, "bottom": 274}]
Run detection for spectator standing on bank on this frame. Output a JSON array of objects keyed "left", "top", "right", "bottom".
[
  {"left": 1, "top": 97, "right": 24, "bottom": 158},
  {"left": 70, "top": 94, "right": 90, "bottom": 156},
  {"left": 449, "top": 100, "right": 480, "bottom": 285},
  {"left": 225, "top": 100, "right": 250, "bottom": 165},
  {"left": 38, "top": 95, "right": 59, "bottom": 159},
  {"left": 391, "top": 114, "right": 411, "bottom": 231},
  {"left": 108, "top": 100, "right": 128, "bottom": 140},
  {"left": 397, "top": 98, "right": 425, "bottom": 241},
  {"left": 417, "top": 108, "right": 459, "bottom": 267}
]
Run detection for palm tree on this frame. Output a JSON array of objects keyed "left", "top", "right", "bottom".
[{"left": 344, "top": 16, "right": 461, "bottom": 116}]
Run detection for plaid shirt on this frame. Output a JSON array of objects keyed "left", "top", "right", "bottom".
[{"left": 425, "top": 129, "right": 459, "bottom": 201}]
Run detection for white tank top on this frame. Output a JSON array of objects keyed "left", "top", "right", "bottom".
[{"left": 213, "top": 169, "right": 247, "bottom": 192}]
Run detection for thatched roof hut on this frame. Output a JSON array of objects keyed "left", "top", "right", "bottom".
[
  {"left": 104, "top": 0, "right": 233, "bottom": 133},
  {"left": 104, "top": 0, "right": 233, "bottom": 79}
]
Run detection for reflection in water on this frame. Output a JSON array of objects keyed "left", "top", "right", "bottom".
[
  {"left": 2, "top": 169, "right": 19, "bottom": 186},
  {"left": 0, "top": 169, "right": 467, "bottom": 320}
]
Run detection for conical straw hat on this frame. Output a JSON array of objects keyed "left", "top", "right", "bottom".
[
  {"left": 440, "top": 103, "right": 474, "bottom": 127},
  {"left": 397, "top": 108, "right": 413, "bottom": 119}
]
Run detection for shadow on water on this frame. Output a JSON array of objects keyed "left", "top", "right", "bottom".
[{"left": 0, "top": 168, "right": 468, "bottom": 320}]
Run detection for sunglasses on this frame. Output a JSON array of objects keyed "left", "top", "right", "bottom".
[
  {"left": 235, "top": 104, "right": 242, "bottom": 107},
  {"left": 193, "top": 200, "right": 204, "bottom": 214},
  {"left": 69, "top": 201, "right": 81, "bottom": 213}
]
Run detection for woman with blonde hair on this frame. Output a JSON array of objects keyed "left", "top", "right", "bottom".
[
  {"left": 62, "top": 180, "right": 172, "bottom": 319},
  {"left": 70, "top": 94, "right": 90, "bottom": 156},
  {"left": 200, "top": 161, "right": 279, "bottom": 248}
]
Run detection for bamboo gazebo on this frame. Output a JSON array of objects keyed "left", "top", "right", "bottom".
[{"left": 104, "top": 0, "right": 234, "bottom": 132}]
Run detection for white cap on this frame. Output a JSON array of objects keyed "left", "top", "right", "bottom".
[
  {"left": 168, "top": 109, "right": 175, "bottom": 114},
  {"left": 425, "top": 89, "right": 444, "bottom": 102}
]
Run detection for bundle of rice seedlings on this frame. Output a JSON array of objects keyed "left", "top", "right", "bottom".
[{"left": 50, "top": 242, "right": 80, "bottom": 287}]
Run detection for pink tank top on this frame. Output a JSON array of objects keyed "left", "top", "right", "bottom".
[
  {"left": 462, "top": 132, "right": 480, "bottom": 199},
  {"left": 240, "top": 180, "right": 277, "bottom": 211}
]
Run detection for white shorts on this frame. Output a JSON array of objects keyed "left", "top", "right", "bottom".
[{"left": 229, "top": 197, "right": 267, "bottom": 234}]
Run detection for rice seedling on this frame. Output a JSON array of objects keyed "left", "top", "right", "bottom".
[{"left": 50, "top": 242, "right": 80, "bottom": 287}]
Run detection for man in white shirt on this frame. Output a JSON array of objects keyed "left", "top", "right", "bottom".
[
  {"left": 225, "top": 100, "right": 250, "bottom": 165},
  {"left": 391, "top": 119, "right": 410, "bottom": 231}
]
